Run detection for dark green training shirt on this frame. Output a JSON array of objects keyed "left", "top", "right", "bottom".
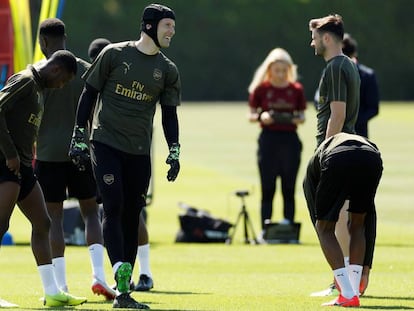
[
  {"left": 36, "top": 58, "right": 90, "bottom": 161},
  {"left": 316, "top": 55, "right": 360, "bottom": 146},
  {"left": 85, "top": 41, "right": 181, "bottom": 155},
  {"left": 0, "top": 66, "right": 44, "bottom": 166}
]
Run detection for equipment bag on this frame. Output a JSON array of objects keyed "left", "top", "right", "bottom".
[{"left": 175, "top": 203, "right": 233, "bottom": 243}]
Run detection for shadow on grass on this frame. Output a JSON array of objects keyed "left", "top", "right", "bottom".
[
  {"left": 359, "top": 295, "right": 414, "bottom": 310},
  {"left": 359, "top": 307, "right": 414, "bottom": 310},
  {"left": 76, "top": 293, "right": 212, "bottom": 311},
  {"left": 364, "top": 295, "right": 414, "bottom": 301},
  {"left": 28, "top": 309, "right": 201, "bottom": 311},
  {"left": 30, "top": 304, "right": 209, "bottom": 311},
  {"left": 143, "top": 290, "right": 209, "bottom": 295}
]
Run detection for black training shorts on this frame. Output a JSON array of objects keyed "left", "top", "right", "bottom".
[
  {"left": 315, "top": 149, "right": 383, "bottom": 221},
  {"left": 0, "top": 162, "right": 36, "bottom": 201},
  {"left": 34, "top": 160, "right": 96, "bottom": 202}
]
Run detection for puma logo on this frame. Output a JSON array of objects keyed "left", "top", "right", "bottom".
[{"left": 122, "top": 62, "right": 132, "bottom": 74}]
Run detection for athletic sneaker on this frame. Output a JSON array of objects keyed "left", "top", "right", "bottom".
[
  {"left": 322, "top": 294, "right": 360, "bottom": 307},
  {"left": 310, "top": 282, "right": 339, "bottom": 297},
  {"left": 0, "top": 298, "right": 18, "bottom": 308},
  {"left": 111, "top": 281, "right": 135, "bottom": 292},
  {"left": 92, "top": 277, "right": 116, "bottom": 300},
  {"left": 115, "top": 262, "right": 133, "bottom": 294},
  {"left": 134, "top": 274, "right": 154, "bottom": 291},
  {"left": 113, "top": 293, "right": 149, "bottom": 309},
  {"left": 43, "top": 291, "right": 87, "bottom": 307}
]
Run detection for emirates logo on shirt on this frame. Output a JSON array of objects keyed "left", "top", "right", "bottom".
[{"left": 153, "top": 68, "right": 162, "bottom": 81}]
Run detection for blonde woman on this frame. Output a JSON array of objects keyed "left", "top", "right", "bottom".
[{"left": 248, "top": 48, "right": 306, "bottom": 233}]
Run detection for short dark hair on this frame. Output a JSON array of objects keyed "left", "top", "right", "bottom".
[
  {"left": 39, "top": 18, "right": 65, "bottom": 37},
  {"left": 49, "top": 50, "right": 77, "bottom": 75},
  {"left": 88, "top": 38, "right": 111, "bottom": 61},
  {"left": 309, "top": 14, "right": 344, "bottom": 41},
  {"left": 342, "top": 33, "right": 358, "bottom": 57}
]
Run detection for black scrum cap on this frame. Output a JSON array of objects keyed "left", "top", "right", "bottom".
[{"left": 141, "top": 4, "right": 175, "bottom": 47}]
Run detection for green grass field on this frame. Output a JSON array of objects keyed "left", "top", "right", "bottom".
[{"left": 2, "top": 102, "right": 414, "bottom": 310}]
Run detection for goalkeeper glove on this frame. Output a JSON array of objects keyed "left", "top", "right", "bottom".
[
  {"left": 68, "top": 125, "right": 90, "bottom": 171},
  {"left": 166, "top": 143, "right": 180, "bottom": 182}
]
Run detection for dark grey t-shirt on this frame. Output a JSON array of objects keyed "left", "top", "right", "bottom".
[
  {"left": 36, "top": 57, "right": 90, "bottom": 161},
  {"left": 85, "top": 41, "right": 181, "bottom": 155},
  {"left": 316, "top": 55, "right": 360, "bottom": 146},
  {"left": 0, "top": 66, "right": 44, "bottom": 166}
]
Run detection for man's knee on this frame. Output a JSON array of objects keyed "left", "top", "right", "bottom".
[
  {"left": 316, "top": 220, "right": 336, "bottom": 235},
  {"left": 349, "top": 213, "right": 366, "bottom": 229},
  {"left": 79, "top": 198, "right": 100, "bottom": 218}
]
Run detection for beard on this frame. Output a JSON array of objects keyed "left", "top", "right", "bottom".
[{"left": 315, "top": 44, "right": 326, "bottom": 57}]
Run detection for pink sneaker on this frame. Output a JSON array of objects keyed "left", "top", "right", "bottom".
[
  {"left": 92, "top": 278, "right": 116, "bottom": 300},
  {"left": 322, "top": 294, "right": 360, "bottom": 307}
]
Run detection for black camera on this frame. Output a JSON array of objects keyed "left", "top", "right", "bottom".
[{"left": 235, "top": 190, "right": 249, "bottom": 197}]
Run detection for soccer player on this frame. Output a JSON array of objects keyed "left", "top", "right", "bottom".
[
  {"left": 309, "top": 13, "right": 357, "bottom": 298},
  {"left": 342, "top": 33, "right": 380, "bottom": 138},
  {"left": 0, "top": 50, "right": 87, "bottom": 307},
  {"left": 70, "top": 4, "right": 181, "bottom": 309},
  {"left": 309, "top": 15, "right": 378, "bottom": 298},
  {"left": 34, "top": 18, "right": 115, "bottom": 300},
  {"left": 247, "top": 47, "right": 306, "bottom": 232},
  {"left": 87, "top": 38, "right": 112, "bottom": 62},
  {"left": 88, "top": 37, "right": 154, "bottom": 292},
  {"left": 303, "top": 132, "right": 383, "bottom": 307},
  {"left": 340, "top": 32, "right": 380, "bottom": 294}
]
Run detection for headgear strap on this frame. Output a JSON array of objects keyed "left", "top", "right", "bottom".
[{"left": 141, "top": 4, "right": 175, "bottom": 48}]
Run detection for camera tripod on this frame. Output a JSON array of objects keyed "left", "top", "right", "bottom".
[{"left": 226, "top": 190, "right": 258, "bottom": 244}]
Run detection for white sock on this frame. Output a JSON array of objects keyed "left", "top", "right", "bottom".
[
  {"left": 333, "top": 267, "right": 355, "bottom": 299},
  {"left": 344, "top": 256, "right": 350, "bottom": 268},
  {"left": 348, "top": 264, "right": 363, "bottom": 295},
  {"left": 89, "top": 243, "right": 106, "bottom": 282},
  {"left": 38, "top": 264, "right": 60, "bottom": 295},
  {"left": 112, "top": 261, "right": 123, "bottom": 275},
  {"left": 137, "top": 244, "right": 152, "bottom": 277},
  {"left": 52, "top": 257, "right": 67, "bottom": 291}
]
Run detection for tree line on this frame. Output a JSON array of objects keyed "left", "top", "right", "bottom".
[{"left": 29, "top": 0, "right": 414, "bottom": 101}]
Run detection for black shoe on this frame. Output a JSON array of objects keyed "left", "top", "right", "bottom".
[
  {"left": 113, "top": 293, "right": 149, "bottom": 309},
  {"left": 134, "top": 275, "right": 154, "bottom": 291}
]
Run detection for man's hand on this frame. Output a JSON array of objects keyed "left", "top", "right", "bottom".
[
  {"left": 166, "top": 143, "right": 180, "bottom": 182},
  {"left": 6, "top": 157, "right": 20, "bottom": 176},
  {"left": 259, "top": 111, "right": 274, "bottom": 125},
  {"left": 359, "top": 266, "right": 370, "bottom": 296},
  {"left": 68, "top": 126, "right": 90, "bottom": 171}
]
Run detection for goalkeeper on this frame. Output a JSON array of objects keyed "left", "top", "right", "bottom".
[{"left": 69, "top": 3, "right": 181, "bottom": 309}]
